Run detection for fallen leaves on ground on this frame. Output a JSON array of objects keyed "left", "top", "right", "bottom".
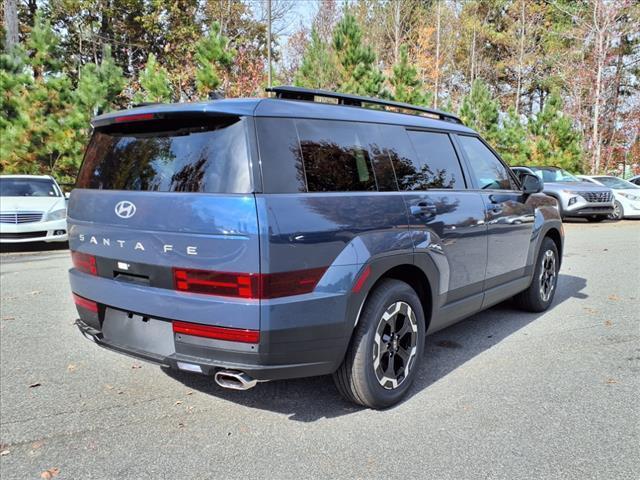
[
  {"left": 31, "top": 441, "right": 44, "bottom": 450},
  {"left": 435, "top": 340, "right": 462, "bottom": 349},
  {"left": 605, "top": 378, "right": 618, "bottom": 385},
  {"left": 605, "top": 320, "right": 613, "bottom": 327},
  {"left": 174, "top": 400, "right": 183, "bottom": 406},
  {"left": 131, "top": 364, "right": 142, "bottom": 369},
  {"left": 40, "top": 467, "right": 60, "bottom": 479},
  {"left": 583, "top": 307, "right": 597, "bottom": 315},
  {"left": 1, "top": 316, "right": 15, "bottom": 321},
  {"left": 0, "top": 450, "right": 9, "bottom": 456},
  {"left": 27, "top": 290, "right": 42, "bottom": 296},
  {"left": 67, "top": 364, "right": 77, "bottom": 372},
  {"left": 28, "top": 382, "right": 41, "bottom": 388}
]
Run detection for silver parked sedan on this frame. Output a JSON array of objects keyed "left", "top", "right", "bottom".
[{"left": 512, "top": 167, "right": 614, "bottom": 222}]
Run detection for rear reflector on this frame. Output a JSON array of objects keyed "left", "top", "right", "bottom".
[
  {"left": 172, "top": 267, "right": 326, "bottom": 299},
  {"left": 352, "top": 265, "right": 371, "bottom": 293},
  {"left": 114, "top": 113, "right": 155, "bottom": 123},
  {"left": 72, "top": 293, "right": 98, "bottom": 313},
  {"left": 173, "top": 321, "right": 259, "bottom": 343},
  {"left": 71, "top": 251, "right": 97, "bottom": 275}
]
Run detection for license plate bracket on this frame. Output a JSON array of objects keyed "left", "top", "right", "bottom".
[{"left": 102, "top": 308, "right": 175, "bottom": 358}]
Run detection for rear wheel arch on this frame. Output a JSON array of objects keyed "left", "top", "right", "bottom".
[{"left": 355, "top": 262, "right": 434, "bottom": 334}]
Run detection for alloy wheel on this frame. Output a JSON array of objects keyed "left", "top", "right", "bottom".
[
  {"left": 539, "top": 249, "right": 557, "bottom": 302},
  {"left": 609, "top": 202, "right": 623, "bottom": 220},
  {"left": 372, "top": 301, "right": 418, "bottom": 390}
]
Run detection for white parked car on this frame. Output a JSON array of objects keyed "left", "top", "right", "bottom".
[
  {"left": 0, "top": 175, "right": 68, "bottom": 243},
  {"left": 577, "top": 175, "right": 640, "bottom": 220}
]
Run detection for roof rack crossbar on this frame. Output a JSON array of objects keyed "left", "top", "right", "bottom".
[{"left": 266, "top": 86, "right": 463, "bottom": 124}]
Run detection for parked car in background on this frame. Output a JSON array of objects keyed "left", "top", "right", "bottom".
[
  {"left": 0, "top": 175, "right": 68, "bottom": 243},
  {"left": 68, "top": 86, "right": 563, "bottom": 409},
  {"left": 577, "top": 175, "right": 640, "bottom": 220},
  {"left": 628, "top": 175, "right": 640, "bottom": 186},
  {"left": 511, "top": 166, "right": 614, "bottom": 222}
]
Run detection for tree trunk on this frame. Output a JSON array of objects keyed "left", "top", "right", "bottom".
[
  {"left": 515, "top": 0, "right": 525, "bottom": 114},
  {"left": 3, "top": 0, "right": 19, "bottom": 50},
  {"left": 434, "top": 0, "right": 441, "bottom": 108},
  {"left": 591, "top": 23, "right": 604, "bottom": 174},
  {"left": 393, "top": 1, "right": 401, "bottom": 64}
]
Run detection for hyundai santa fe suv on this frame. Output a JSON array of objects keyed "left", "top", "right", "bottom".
[{"left": 69, "top": 86, "right": 563, "bottom": 408}]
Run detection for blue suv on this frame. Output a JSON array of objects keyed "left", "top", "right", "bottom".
[{"left": 69, "top": 86, "right": 563, "bottom": 408}]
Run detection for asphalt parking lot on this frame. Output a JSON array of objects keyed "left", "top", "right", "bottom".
[{"left": 0, "top": 221, "right": 638, "bottom": 480}]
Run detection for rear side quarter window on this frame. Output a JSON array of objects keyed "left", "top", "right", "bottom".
[{"left": 404, "top": 130, "right": 465, "bottom": 189}]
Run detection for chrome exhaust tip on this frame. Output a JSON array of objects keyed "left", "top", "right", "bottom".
[{"left": 214, "top": 370, "right": 257, "bottom": 390}]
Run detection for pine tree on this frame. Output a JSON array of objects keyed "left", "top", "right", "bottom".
[
  {"left": 134, "top": 53, "right": 172, "bottom": 103},
  {"left": 459, "top": 79, "right": 500, "bottom": 145},
  {"left": 294, "top": 28, "right": 337, "bottom": 90},
  {"left": 528, "top": 93, "right": 582, "bottom": 171},
  {"left": 496, "top": 108, "right": 530, "bottom": 165},
  {"left": 389, "top": 45, "right": 431, "bottom": 106},
  {"left": 194, "top": 22, "right": 235, "bottom": 99},
  {"left": 333, "top": 13, "right": 385, "bottom": 97}
]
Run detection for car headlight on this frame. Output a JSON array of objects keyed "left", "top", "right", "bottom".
[
  {"left": 47, "top": 208, "right": 67, "bottom": 221},
  {"left": 561, "top": 190, "right": 582, "bottom": 196},
  {"left": 618, "top": 192, "right": 640, "bottom": 201}
]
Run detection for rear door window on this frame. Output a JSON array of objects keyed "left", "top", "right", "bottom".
[
  {"left": 256, "top": 118, "right": 398, "bottom": 193},
  {"left": 77, "top": 116, "right": 251, "bottom": 193},
  {"left": 405, "top": 131, "right": 465, "bottom": 189}
]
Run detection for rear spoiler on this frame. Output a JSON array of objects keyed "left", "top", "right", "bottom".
[{"left": 91, "top": 110, "right": 240, "bottom": 129}]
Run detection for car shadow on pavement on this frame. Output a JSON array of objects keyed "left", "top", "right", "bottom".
[
  {"left": 163, "top": 273, "right": 587, "bottom": 422},
  {"left": 0, "top": 241, "right": 68, "bottom": 254}
]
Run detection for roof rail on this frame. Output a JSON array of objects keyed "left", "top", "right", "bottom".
[{"left": 266, "top": 85, "right": 463, "bottom": 125}]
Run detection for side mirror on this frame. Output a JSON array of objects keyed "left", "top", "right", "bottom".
[{"left": 522, "top": 173, "right": 543, "bottom": 194}]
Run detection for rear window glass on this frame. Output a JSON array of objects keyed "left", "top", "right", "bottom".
[{"left": 77, "top": 117, "right": 251, "bottom": 193}]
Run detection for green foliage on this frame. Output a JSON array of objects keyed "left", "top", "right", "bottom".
[
  {"left": 195, "top": 22, "right": 235, "bottom": 99},
  {"left": 527, "top": 93, "right": 582, "bottom": 171},
  {"left": 134, "top": 53, "right": 172, "bottom": 103},
  {"left": 389, "top": 45, "right": 431, "bottom": 106},
  {"left": 295, "top": 28, "right": 337, "bottom": 90},
  {"left": 459, "top": 79, "right": 500, "bottom": 145},
  {"left": 333, "top": 13, "right": 385, "bottom": 97},
  {"left": 496, "top": 108, "right": 530, "bottom": 166}
]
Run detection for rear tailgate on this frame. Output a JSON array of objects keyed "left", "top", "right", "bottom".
[{"left": 68, "top": 113, "right": 261, "bottom": 331}]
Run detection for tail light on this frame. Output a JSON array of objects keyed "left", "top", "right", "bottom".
[
  {"left": 172, "top": 267, "right": 326, "bottom": 299},
  {"left": 72, "top": 293, "right": 98, "bottom": 313},
  {"left": 173, "top": 320, "right": 259, "bottom": 343},
  {"left": 71, "top": 251, "right": 97, "bottom": 275}
]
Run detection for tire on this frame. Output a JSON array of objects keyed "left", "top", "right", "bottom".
[
  {"left": 333, "top": 279, "right": 425, "bottom": 409},
  {"left": 513, "top": 237, "right": 559, "bottom": 312},
  {"left": 608, "top": 201, "right": 624, "bottom": 220},
  {"left": 587, "top": 215, "right": 607, "bottom": 222}
]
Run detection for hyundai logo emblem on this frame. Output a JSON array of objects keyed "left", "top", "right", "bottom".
[{"left": 114, "top": 201, "right": 136, "bottom": 219}]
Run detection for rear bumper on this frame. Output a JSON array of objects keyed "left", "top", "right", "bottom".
[{"left": 75, "top": 317, "right": 341, "bottom": 381}]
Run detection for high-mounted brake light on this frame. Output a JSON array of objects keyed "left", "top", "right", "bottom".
[
  {"left": 72, "top": 293, "right": 98, "bottom": 313},
  {"left": 172, "top": 267, "right": 326, "bottom": 299},
  {"left": 71, "top": 251, "right": 97, "bottom": 275},
  {"left": 114, "top": 113, "right": 155, "bottom": 123},
  {"left": 173, "top": 321, "right": 259, "bottom": 343}
]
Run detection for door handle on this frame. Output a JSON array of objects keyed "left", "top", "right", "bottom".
[{"left": 410, "top": 201, "right": 437, "bottom": 217}]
